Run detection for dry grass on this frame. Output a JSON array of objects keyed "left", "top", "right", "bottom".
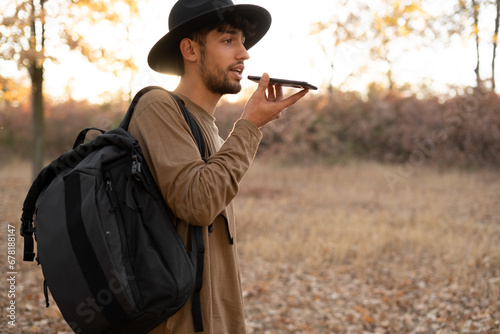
[
  {"left": 236, "top": 160, "right": 500, "bottom": 300},
  {"left": 1, "top": 159, "right": 499, "bottom": 332}
]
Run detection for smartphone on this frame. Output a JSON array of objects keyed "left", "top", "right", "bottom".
[{"left": 247, "top": 75, "right": 318, "bottom": 90}]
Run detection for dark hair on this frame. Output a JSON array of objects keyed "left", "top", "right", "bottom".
[{"left": 176, "top": 13, "right": 257, "bottom": 75}]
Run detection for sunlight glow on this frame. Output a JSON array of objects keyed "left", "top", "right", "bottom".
[{"left": 11, "top": 0, "right": 500, "bottom": 103}]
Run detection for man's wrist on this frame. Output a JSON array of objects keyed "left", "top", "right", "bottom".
[{"left": 235, "top": 118, "right": 263, "bottom": 139}]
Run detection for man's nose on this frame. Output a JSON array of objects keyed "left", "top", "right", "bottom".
[{"left": 237, "top": 42, "right": 250, "bottom": 61}]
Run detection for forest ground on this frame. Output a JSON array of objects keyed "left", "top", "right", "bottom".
[{"left": 0, "top": 160, "right": 499, "bottom": 333}]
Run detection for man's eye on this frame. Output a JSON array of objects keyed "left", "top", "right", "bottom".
[{"left": 224, "top": 39, "right": 232, "bottom": 44}]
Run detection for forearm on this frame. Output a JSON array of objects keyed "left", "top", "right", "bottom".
[{"left": 161, "top": 119, "right": 261, "bottom": 226}]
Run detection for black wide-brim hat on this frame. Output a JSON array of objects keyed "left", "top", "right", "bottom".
[{"left": 148, "top": 0, "right": 272, "bottom": 75}]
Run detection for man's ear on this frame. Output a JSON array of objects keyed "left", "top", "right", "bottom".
[{"left": 179, "top": 38, "right": 198, "bottom": 63}]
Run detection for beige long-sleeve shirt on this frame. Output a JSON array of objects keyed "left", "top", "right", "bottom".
[{"left": 128, "top": 89, "right": 262, "bottom": 334}]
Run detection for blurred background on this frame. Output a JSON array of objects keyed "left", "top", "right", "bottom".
[
  {"left": 1, "top": 0, "right": 499, "bottom": 333},
  {"left": 1, "top": 0, "right": 499, "bottom": 175}
]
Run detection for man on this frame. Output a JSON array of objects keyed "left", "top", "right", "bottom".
[{"left": 129, "top": 0, "right": 309, "bottom": 333}]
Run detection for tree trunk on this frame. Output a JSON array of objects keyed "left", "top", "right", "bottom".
[
  {"left": 493, "top": 0, "right": 500, "bottom": 91},
  {"left": 29, "top": 0, "right": 46, "bottom": 179},
  {"left": 472, "top": 0, "right": 482, "bottom": 90},
  {"left": 30, "top": 64, "right": 44, "bottom": 180}
]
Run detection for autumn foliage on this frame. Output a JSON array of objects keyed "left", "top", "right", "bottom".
[
  {"left": 222, "top": 89, "right": 500, "bottom": 168},
  {"left": 1, "top": 89, "right": 500, "bottom": 168},
  {"left": 0, "top": 98, "right": 127, "bottom": 162}
]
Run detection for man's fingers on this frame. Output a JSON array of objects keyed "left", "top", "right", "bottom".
[
  {"left": 244, "top": 74, "right": 309, "bottom": 128},
  {"left": 276, "top": 85, "right": 284, "bottom": 100},
  {"left": 267, "top": 83, "right": 276, "bottom": 101},
  {"left": 277, "top": 89, "right": 309, "bottom": 109}
]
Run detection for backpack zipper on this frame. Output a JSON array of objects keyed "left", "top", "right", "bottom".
[{"left": 106, "top": 179, "right": 113, "bottom": 192}]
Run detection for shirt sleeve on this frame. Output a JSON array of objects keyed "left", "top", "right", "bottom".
[{"left": 128, "top": 90, "right": 262, "bottom": 227}]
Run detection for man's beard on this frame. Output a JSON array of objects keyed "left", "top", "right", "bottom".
[{"left": 199, "top": 49, "right": 242, "bottom": 95}]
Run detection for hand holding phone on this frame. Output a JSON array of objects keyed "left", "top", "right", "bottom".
[
  {"left": 248, "top": 75, "right": 318, "bottom": 90},
  {"left": 242, "top": 73, "right": 310, "bottom": 128}
]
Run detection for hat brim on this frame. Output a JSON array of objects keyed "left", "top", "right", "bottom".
[{"left": 148, "top": 4, "right": 271, "bottom": 75}]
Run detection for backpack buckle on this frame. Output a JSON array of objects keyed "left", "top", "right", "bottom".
[
  {"left": 20, "top": 217, "right": 35, "bottom": 237},
  {"left": 131, "top": 155, "right": 142, "bottom": 179}
]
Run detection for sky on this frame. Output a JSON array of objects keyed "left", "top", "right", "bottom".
[
  {"left": 3, "top": 0, "right": 498, "bottom": 103},
  {"left": 130, "top": 0, "right": 342, "bottom": 98},
  {"left": 44, "top": 0, "right": 339, "bottom": 102}
]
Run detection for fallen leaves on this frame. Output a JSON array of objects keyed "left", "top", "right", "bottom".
[
  {"left": 241, "top": 259, "right": 500, "bottom": 333},
  {"left": 1, "top": 162, "right": 499, "bottom": 333}
]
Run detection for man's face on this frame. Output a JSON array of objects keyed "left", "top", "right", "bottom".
[{"left": 197, "top": 27, "right": 250, "bottom": 95}]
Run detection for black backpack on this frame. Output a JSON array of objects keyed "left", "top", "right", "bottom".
[{"left": 20, "top": 86, "right": 206, "bottom": 333}]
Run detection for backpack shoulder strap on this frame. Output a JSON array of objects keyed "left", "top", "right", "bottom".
[
  {"left": 119, "top": 86, "right": 161, "bottom": 130},
  {"left": 121, "top": 86, "right": 206, "bottom": 332},
  {"left": 168, "top": 92, "right": 207, "bottom": 162},
  {"left": 119, "top": 86, "right": 206, "bottom": 162},
  {"left": 162, "top": 91, "right": 206, "bottom": 332}
]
